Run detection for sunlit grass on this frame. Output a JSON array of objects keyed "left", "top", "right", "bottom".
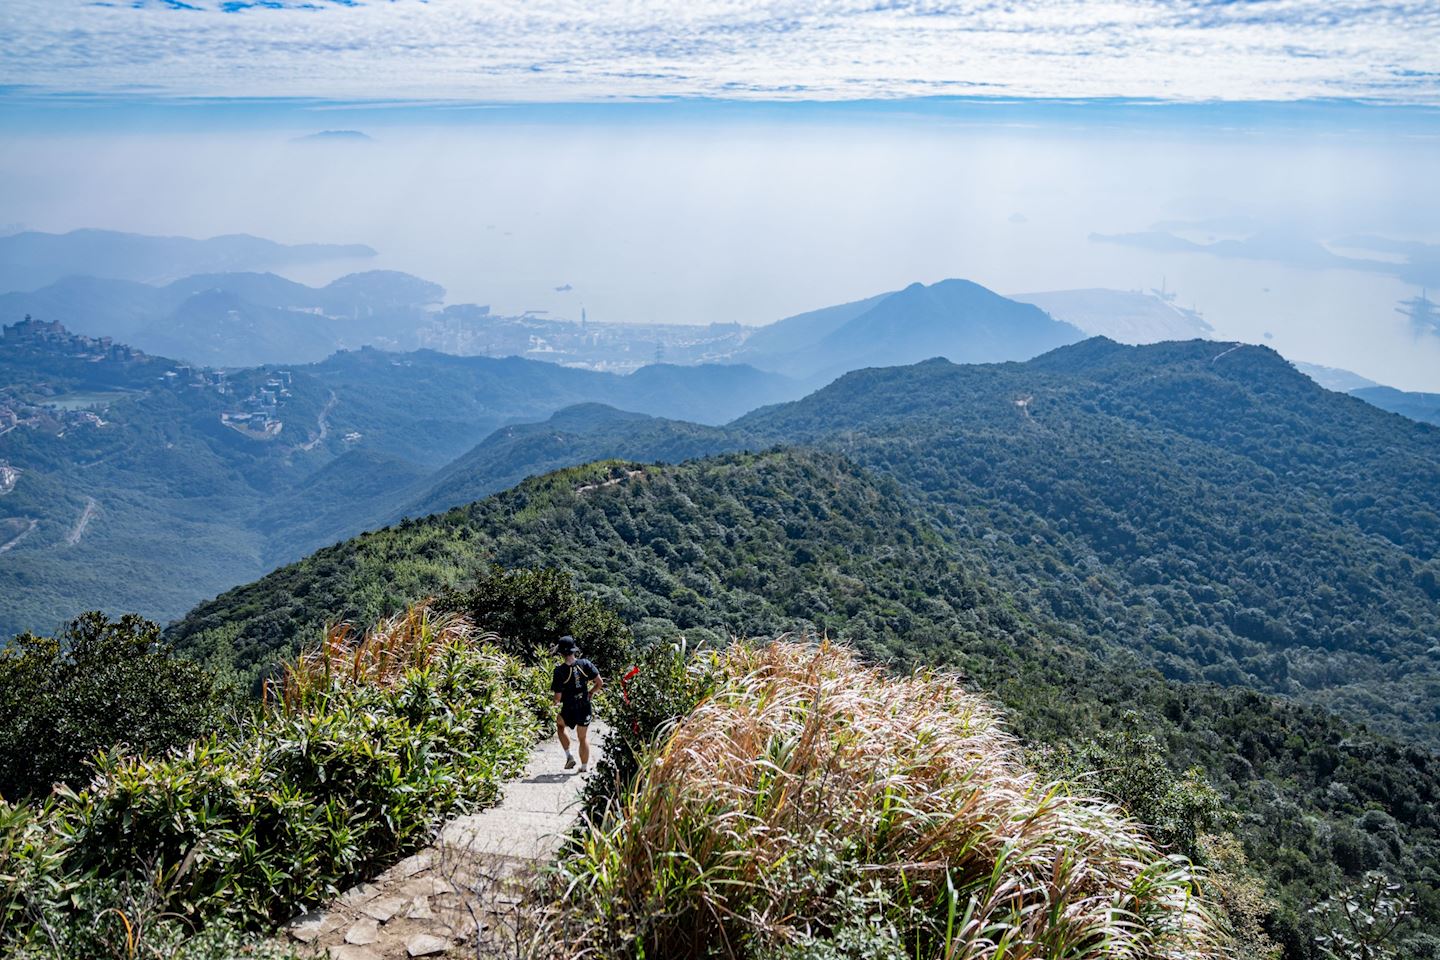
[
  {"left": 545, "top": 639, "right": 1228, "bottom": 959},
  {"left": 278, "top": 601, "right": 483, "bottom": 710}
]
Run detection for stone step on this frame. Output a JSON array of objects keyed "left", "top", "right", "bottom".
[{"left": 284, "top": 723, "right": 606, "bottom": 960}]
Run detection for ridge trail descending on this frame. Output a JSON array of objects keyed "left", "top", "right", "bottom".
[{"left": 285, "top": 723, "right": 607, "bottom": 959}]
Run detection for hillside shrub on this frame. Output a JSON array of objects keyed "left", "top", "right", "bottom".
[
  {"left": 1030, "top": 717, "right": 1225, "bottom": 864},
  {"left": 0, "top": 604, "right": 543, "bottom": 955},
  {"left": 436, "top": 566, "right": 634, "bottom": 674},
  {"left": 0, "top": 613, "right": 227, "bottom": 800},
  {"left": 544, "top": 640, "right": 1231, "bottom": 959}
]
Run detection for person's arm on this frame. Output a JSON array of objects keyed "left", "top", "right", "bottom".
[
  {"left": 551, "top": 669, "right": 564, "bottom": 707},
  {"left": 587, "top": 663, "right": 604, "bottom": 697}
]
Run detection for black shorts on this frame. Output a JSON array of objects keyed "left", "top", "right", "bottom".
[{"left": 559, "top": 701, "right": 592, "bottom": 729}]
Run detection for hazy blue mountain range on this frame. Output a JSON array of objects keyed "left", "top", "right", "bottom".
[
  {"left": 0, "top": 269, "right": 443, "bottom": 366},
  {"left": 1352, "top": 385, "right": 1440, "bottom": 426},
  {"left": 3, "top": 245, "right": 1089, "bottom": 378},
  {"left": 1293, "top": 361, "right": 1380, "bottom": 393},
  {"left": 0, "top": 229, "right": 375, "bottom": 291},
  {"left": 734, "top": 289, "right": 893, "bottom": 361},
  {"left": 739, "top": 278, "right": 1084, "bottom": 380},
  {"left": 0, "top": 322, "right": 800, "bottom": 636},
  {"left": 1290, "top": 361, "right": 1440, "bottom": 424}
]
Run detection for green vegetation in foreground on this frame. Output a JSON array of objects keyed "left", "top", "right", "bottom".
[
  {"left": 168, "top": 450, "right": 1440, "bottom": 958},
  {"left": 0, "top": 604, "right": 545, "bottom": 959},
  {"left": 0, "top": 612, "right": 229, "bottom": 800}
]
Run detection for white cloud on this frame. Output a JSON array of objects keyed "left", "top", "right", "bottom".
[{"left": 1, "top": 0, "right": 1439, "bottom": 102}]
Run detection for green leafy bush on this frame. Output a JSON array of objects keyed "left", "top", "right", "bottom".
[
  {"left": 0, "top": 798, "right": 80, "bottom": 943},
  {"left": 0, "top": 604, "right": 543, "bottom": 955},
  {"left": 1030, "top": 716, "right": 1225, "bottom": 864},
  {"left": 0, "top": 612, "right": 227, "bottom": 800},
  {"left": 4, "top": 867, "right": 302, "bottom": 960},
  {"left": 435, "top": 566, "right": 634, "bottom": 674}
]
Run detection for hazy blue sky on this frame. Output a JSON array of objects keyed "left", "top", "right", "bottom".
[{"left": 1, "top": 3, "right": 1438, "bottom": 388}]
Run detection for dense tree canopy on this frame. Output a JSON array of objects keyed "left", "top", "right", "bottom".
[{"left": 0, "top": 612, "right": 225, "bottom": 799}]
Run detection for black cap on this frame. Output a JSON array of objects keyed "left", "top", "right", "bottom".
[{"left": 555, "top": 635, "right": 579, "bottom": 654}]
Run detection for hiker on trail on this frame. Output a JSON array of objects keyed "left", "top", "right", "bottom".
[{"left": 551, "top": 635, "right": 602, "bottom": 773}]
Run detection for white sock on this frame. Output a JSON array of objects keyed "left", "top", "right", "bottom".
[{"left": 564, "top": 748, "right": 574, "bottom": 759}]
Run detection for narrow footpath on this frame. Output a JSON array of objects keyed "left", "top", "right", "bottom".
[{"left": 286, "top": 724, "right": 606, "bottom": 960}]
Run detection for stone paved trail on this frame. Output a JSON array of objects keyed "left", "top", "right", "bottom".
[{"left": 285, "top": 724, "right": 605, "bottom": 960}]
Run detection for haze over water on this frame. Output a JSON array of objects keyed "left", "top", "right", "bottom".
[{"left": 3, "top": 1, "right": 1439, "bottom": 388}]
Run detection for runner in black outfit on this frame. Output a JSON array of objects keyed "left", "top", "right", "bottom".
[{"left": 551, "top": 635, "right": 602, "bottom": 773}]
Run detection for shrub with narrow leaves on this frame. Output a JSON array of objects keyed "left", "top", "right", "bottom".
[{"left": 0, "top": 604, "right": 543, "bottom": 955}]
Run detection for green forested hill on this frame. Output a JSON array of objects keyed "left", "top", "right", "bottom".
[
  {"left": 167, "top": 448, "right": 1440, "bottom": 959},
  {"left": 171, "top": 452, "right": 1019, "bottom": 680},
  {"left": 734, "top": 341, "right": 1440, "bottom": 744},
  {"left": 284, "top": 338, "right": 1440, "bottom": 747},
  {"left": 0, "top": 328, "right": 796, "bottom": 636},
  {"left": 398, "top": 404, "right": 733, "bottom": 520}
]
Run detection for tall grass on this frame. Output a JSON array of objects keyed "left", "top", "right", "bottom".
[
  {"left": 279, "top": 602, "right": 487, "bottom": 708},
  {"left": 545, "top": 640, "right": 1230, "bottom": 959}
]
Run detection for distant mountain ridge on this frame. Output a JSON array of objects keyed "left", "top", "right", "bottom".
[
  {"left": 1291, "top": 361, "right": 1440, "bottom": 425},
  {"left": 3, "top": 235, "right": 1115, "bottom": 385},
  {"left": 0, "top": 269, "right": 444, "bottom": 366},
  {"left": 1352, "top": 384, "right": 1440, "bottom": 426},
  {"left": 0, "top": 325, "right": 800, "bottom": 636},
  {"left": 740, "top": 278, "right": 1083, "bottom": 380},
  {"left": 0, "top": 228, "right": 375, "bottom": 291}
]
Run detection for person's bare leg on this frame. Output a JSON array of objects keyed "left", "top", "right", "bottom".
[
  {"left": 557, "top": 716, "right": 571, "bottom": 753},
  {"left": 577, "top": 725, "right": 590, "bottom": 767}
]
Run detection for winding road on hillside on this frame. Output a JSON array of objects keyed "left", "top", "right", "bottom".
[
  {"left": 285, "top": 724, "right": 607, "bottom": 959},
  {"left": 300, "top": 391, "right": 338, "bottom": 452},
  {"left": 65, "top": 497, "right": 98, "bottom": 546},
  {"left": 0, "top": 518, "right": 38, "bottom": 554}
]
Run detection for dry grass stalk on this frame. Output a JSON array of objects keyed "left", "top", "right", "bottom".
[
  {"left": 279, "top": 603, "right": 493, "bottom": 713},
  {"left": 550, "top": 639, "right": 1229, "bottom": 960}
]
